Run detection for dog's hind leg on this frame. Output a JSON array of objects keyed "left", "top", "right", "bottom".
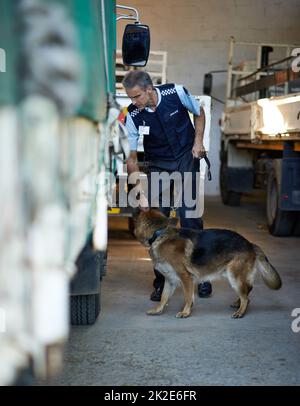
[
  {"left": 176, "top": 271, "right": 194, "bottom": 318},
  {"left": 230, "top": 285, "right": 253, "bottom": 310},
  {"left": 231, "top": 283, "right": 252, "bottom": 318},
  {"left": 146, "top": 279, "right": 176, "bottom": 316},
  {"left": 227, "top": 258, "right": 254, "bottom": 318}
]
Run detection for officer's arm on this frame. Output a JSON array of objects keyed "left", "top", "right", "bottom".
[
  {"left": 126, "top": 151, "right": 139, "bottom": 175},
  {"left": 192, "top": 107, "right": 206, "bottom": 158},
  {"left": 175, "top": 84, "right": 206, "bottom": 158},
  {"left": 126, "top": 151, "right": 149, "bottom": 210}
]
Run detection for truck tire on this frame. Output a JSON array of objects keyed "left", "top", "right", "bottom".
[
  {"left": 220, "top": 163, "right": 242, "bottom": 206},
  {"left": 293, "top": 213, "right": 300, "bottom": 236},
  {"left": 70, "top": 291, "right": 100, "bottom": 326},
  {"left": 266, "top": 169, "right": 295, "bottom": 236}
]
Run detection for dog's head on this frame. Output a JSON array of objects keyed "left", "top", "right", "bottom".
[{"left": 133, "top": 208, "right": 170, "bottom": 246}]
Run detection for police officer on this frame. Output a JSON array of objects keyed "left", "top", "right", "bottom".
[{"left": 123, "top": 70, "right": 212, "bottom": 301}]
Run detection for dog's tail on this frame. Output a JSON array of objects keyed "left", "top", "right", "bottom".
[{"left": 252, "top": 244, "right": 282, "bottom": 290}]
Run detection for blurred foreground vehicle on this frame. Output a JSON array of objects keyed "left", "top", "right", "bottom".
[{"left": 0, "top": 0, "right": 149, "bottom": 385}]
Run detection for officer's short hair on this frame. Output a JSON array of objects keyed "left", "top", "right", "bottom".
[{"left": 122, "top": 70, "right": 153, "bottom": 90}]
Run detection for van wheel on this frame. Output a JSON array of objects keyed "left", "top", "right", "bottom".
[
  {"left": 220, "top": 163, "right": 241, "bottom": 206},
  {"left": 266, "top": 169, "right": 295, "bottom": 236},
  {"left": 70, "top": 291, "right": 100, "bottom": 326}
]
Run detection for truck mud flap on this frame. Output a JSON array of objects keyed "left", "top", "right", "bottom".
[{"left": 70, "top": 234, "right": 106, "bottom": 325}]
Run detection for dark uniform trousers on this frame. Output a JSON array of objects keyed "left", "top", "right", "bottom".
[{"left": 146, "top": 149, "right": 203, "bottom": 290}]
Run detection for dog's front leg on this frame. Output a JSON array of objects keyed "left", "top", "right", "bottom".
[
  {"left": 176, "top": 272, "right": 194, "bottom": 318},
  {"left": 146, "top": 279, "right": 175, "bottom": 316}
]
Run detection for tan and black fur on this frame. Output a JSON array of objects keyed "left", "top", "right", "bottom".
[{"left": 134, "top": 209, "right": 282, "bottom": 319}]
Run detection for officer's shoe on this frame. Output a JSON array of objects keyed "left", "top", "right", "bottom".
[
  {"left": 150, "top": 286, "right": 163, "bottom": 302},
  {"left": 198, "top": 281, "right": 212, "bottom": 298}
]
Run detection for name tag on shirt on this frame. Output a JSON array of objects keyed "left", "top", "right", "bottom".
[{"left": 138, "top": 125, "right": 150, "bottom": 135}]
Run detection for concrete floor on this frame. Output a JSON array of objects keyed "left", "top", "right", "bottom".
[{"left": 48, "top": 193, "right": 300, "bottom": 386}]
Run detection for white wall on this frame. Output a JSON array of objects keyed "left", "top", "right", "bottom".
[{"left": 117, "top": 0, "right": 300, "bottom": 195}]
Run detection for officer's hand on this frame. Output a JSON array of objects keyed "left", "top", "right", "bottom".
[{"left": 192, "top": 142, "right": 206, "bottom": 159}]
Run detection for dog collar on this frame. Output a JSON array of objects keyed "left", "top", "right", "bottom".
[{"left": 148, "top": 228, "right": 168, "bottom": 245}]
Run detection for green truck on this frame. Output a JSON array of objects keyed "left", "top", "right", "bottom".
[{"left": 0, "top": 0, "right": 149, "bottom": 385}]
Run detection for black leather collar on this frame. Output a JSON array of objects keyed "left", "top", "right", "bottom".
[{"left": 148, "top": 228, "right": 168, "bottom": 245}]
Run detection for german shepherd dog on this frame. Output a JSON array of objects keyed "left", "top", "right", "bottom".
[{"left": 134, "top": 209, "right": 282, "bottom": 319}]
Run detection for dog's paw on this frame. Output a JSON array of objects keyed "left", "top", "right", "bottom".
[
  {"left": 231, "top": 310, "right": 245, "bottom": 319},
  {"left": 175, "top": 311, "right": 191, "bottom": 318},
  {"left": 146, "top": 308, "right": 163, "bottom": 316}
]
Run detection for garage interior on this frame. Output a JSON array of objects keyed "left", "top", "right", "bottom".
[
  {"left": 117, "top": 0, "right": 300, "bottom": 197},
  {"left": 45, "top": 0, "right": 300, "bottom": 386}
]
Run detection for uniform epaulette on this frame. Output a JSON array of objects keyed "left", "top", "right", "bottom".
[
  {"left": 158, "top": 83, "right": 177, "bottom": 97},
  {"left": 128, "top": 106, "right": 140, "bottom": 118}
]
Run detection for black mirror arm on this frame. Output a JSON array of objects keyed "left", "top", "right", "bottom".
[{"left": 210, "top": 95, "right": 225, "bottom": 104}]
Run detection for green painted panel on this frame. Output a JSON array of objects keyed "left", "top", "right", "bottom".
[
  {"left": 105, "top": 0, "right": 116, "bottom": 94},
  {"left": 62, "top": 0, "right": 116, "bottom": 121},
  {"left": 0, "top": 0, "right": 19, "bottom": 105},
  {"left": 0, "top": 0, "right": 116, "bottom": 121}
]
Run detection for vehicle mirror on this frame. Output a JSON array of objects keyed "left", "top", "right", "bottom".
[
  {"left": 122, "top": 24, "right": 150, "bottom": 67},
  {"left": 203, "top": 73, "right": 212, "bottom": 95}
]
